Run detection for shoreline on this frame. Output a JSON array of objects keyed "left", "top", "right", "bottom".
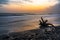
[{"left": 0, "top": 26, "right": 60, "bottom": 40}]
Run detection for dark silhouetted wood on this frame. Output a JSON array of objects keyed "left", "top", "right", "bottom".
[{"left": 39, "top": 17, "right": 55, "bottom": 29}]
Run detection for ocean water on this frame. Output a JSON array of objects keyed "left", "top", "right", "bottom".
[{"left": 0, "top": 13, "right": 60, "bottom": 35}]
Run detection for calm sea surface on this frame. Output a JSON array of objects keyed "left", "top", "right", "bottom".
[{"left": 0, "top": 13, "right": 60, "bottom": 34}]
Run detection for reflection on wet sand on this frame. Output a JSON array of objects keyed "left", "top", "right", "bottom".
[{"left": 10, "top": 21, "right": 39, "bottom": 32}]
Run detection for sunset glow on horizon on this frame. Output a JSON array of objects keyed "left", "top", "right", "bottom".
[{"left": 0, "top": 0, "right": 58, "bottom": 13}]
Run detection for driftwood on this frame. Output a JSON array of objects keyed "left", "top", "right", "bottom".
[
  {"left": 39, "top": 17, "right": 55, "bottom": 32},
  {"left": 39, "top": 17, "right": 56, "bottom": 32}
]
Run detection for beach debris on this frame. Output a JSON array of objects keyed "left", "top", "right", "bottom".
[{"left": 39, "top": 17, "right": 55, "bottom": 32}]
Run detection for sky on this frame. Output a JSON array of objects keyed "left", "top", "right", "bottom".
[{"left": 0, "top": 0, "right": 59, "bottom": 13}]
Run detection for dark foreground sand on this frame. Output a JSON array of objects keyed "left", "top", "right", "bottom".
[{"left": 0, "top": 26, "right": 60, "bottom": 40}]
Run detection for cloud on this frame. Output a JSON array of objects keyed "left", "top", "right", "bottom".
[
  {"left": 0, "top": 4, "right": 3, "bottom": 7},
  {"left": 0, "top": 0, "right": 8, "bottom": 4},
  {"left": 56, "top": 0, "right": 60, "bottom": 3},
  {"left": 0, "top": 7, "right": 6, "bottom": 13},
  {"left": 45, "top": 3, "right": 60, "bottom": 14},
  {"left": 23, "top": 0, "right": 32, "bottom": 3},
  {"left": 9, "top": 0, "right": 24, "bottom": 5},
  {"left": 58, "top": 0, "right": 60, "bottom": 1}
]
